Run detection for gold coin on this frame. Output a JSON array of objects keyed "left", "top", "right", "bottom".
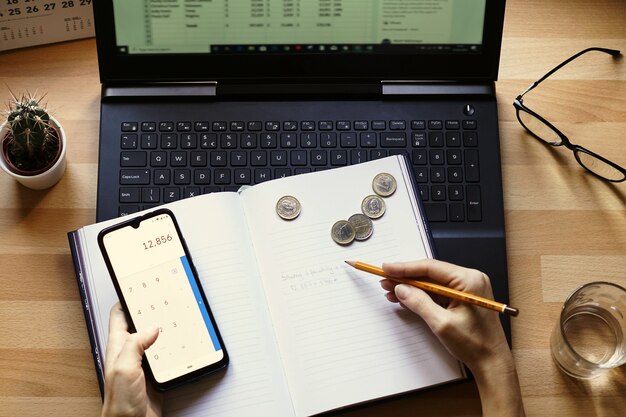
[
  {"left": 348, "top": 213, "right": 374, "bottom": 241},
  {"left": 331, "top": 220, "right": 356, "bottom": 245},
  {"left": 361, "top": 195, "right": 386, "bottom": 219},
  {"left": 372, "top": 172, "right": 397, "bottom": 197},
  {"left": 276, "top": 195, "right": 301, "bottom": 220}
]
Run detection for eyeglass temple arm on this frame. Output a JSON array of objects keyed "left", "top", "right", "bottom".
[{"left": 517, "top": 47, "right": 621, "bottom": 100}]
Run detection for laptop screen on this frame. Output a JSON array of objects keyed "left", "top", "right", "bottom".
[
  {"left": 112, "top": 0, "right": 486, "bottom": 56},
  {"left": 94, "top": 0, "right": 505, "bottom": 83}
]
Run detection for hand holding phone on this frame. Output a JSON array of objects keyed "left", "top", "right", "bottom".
[{"left": 98, "top": 209, "right": 228, "bottom": 391}]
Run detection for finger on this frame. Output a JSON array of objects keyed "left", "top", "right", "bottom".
[
  {"left": 393, "top": 284, "right": 447, "bottom": 330},
  {"left": 116, "top": 327, "right": 160, "bottom": 371},
  {"left": 379, "top": 279, "right": 398, "bottom": 292},
  {"left": 383, "top": 259, "right": 475, "bottom": 288},
  {"left": 106, "top": 303, "right": 130, "bottom": 364}
]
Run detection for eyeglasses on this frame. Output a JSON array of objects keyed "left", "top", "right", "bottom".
[{"left": 513, "top": 47, "right": 625, "bottom": 182}]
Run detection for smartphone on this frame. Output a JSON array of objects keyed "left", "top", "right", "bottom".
[{"left": 98, "top": 208, "right": 228, "bottom": 391}]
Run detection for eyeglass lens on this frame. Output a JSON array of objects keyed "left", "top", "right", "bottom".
[
  {"left": 517, "top": 110, "right": 563, "bottom": 145},
  {"left": 518, "top": 109, "right": 625, "bottom": 182},
  {"left": 575, "top": 150, "right": 626, "bottom": 182}
]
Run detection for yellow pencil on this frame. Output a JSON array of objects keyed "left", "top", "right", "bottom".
[{"left": 345, "top": 260, "right": 519, "bottom": 317}]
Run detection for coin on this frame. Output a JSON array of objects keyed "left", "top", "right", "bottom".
[
  {"left": 331, "top": 220, "right": 356, "bottom": 245},
  {"left": 372, "top": 172, "right": 397, "bottom": 197},
  {"left": 276, "top": 195, "right": 301, "bottom": 220},
  {"left": 361, "top": 195, "right": 386, "bottom": 219},
  {"left": 348, "top": 213, "right": 374, "bottom": 241}
]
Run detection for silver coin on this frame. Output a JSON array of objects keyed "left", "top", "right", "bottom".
[
  {"left": 372, "top": 172, "right": 397, "bottom": 197},
  {"left": 331, "top": 220, "right": 356, "bottom": 245},
  {"left": 348, "top": 213, "right": 374, "bottom": 241},
  {"left": 276, "top": 195, "right": 301, "bottom": 220},
  {"left": 361, "top": 195, "right": 386, "bottom": 219}
]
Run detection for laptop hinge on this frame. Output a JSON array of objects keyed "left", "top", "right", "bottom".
[
  {"left": 381, "top": 81, "right": 495, "bottom": 96},
  {"left": 102, "top": 82, "right": 217, "bottom": 98}
]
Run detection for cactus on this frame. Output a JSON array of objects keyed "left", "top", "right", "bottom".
[{"left": 3, "top": 92, "right": 61, "bottom": 172}]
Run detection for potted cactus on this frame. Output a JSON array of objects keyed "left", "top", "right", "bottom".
[{"left": 0, "top": 92, "right": 67, "bottom": 189}]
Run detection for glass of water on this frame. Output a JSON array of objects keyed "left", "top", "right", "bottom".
[{"left": 550, "top": 281, "right": 626, "bottom": 379}]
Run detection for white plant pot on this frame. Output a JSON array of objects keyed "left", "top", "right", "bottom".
[{"left": 0, "top": 116, "right": 67, "bottom": 190}]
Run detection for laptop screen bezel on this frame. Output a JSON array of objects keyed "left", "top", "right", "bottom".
[{"left": 94, "top": 0, "right": 506, "bottom": 84}]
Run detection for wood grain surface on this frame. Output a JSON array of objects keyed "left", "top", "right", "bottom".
[{"left": 1, "top": 0, "right": 624, "bottom": 415}]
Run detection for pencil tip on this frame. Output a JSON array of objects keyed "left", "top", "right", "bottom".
[{"left": 345, "top": 260, "right": 355, "bottom": 266}]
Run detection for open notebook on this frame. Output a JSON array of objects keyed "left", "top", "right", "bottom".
[{"left": 69, "top": 156, "right": 466, "bottom": 416}]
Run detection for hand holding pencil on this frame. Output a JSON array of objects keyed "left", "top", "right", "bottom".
[
  {"left": 345, "top": 260, "right": 519, "bottom": 316},
  {"left": 358, "top": 258, "right": 524, "bottom": 417}
]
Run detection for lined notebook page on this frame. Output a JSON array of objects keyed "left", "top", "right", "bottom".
[
  {"left": 79, "top": 193, "right": 294, "bottom": 417},
  {"left": 242, "top": 157, "right": 465, "bottom": 416}
]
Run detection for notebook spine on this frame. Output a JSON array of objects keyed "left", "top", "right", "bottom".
[{"left": 67, "top": 230, "right": 105, "bottom": 398}]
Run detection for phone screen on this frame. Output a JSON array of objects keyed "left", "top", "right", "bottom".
[{"left": 99, "top": 210, "right": 227, "bottom": 389}]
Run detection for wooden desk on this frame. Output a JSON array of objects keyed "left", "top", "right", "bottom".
[{"left": 1, "top": 1, "right": 624, "bottom": 415}]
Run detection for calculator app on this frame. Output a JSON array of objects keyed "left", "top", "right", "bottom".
[{"left": 101, "top": 213, "right": 224, "bottom": 383}]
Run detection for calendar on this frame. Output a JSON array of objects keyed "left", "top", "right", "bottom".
[{"left": 0, "top": 0, "right": 94, "bottom": 52}]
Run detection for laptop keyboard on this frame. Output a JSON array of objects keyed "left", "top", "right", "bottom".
[{"left": 117, "top": 118, "right": 481, "bottom": 223}]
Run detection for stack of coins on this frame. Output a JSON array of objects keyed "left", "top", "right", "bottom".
[{"left": 331, "top": 172, "right": 397, "bottom": 245}]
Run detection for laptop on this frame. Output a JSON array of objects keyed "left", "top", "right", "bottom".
[{"left": 92, "top": 0, "right": 511, "bottom": 339}]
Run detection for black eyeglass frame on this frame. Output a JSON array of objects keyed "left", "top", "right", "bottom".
[{"left": 513, "top": 47, "right": 626, "bottom": 183}]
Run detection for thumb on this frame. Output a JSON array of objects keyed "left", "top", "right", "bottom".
[
  {"left": 394, "top": 284, "right": 445, "bottom": 331},
  {"left": 117, "top": 327, "right": 159, "bottom": 369}
]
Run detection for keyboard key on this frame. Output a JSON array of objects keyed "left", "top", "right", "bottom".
[
  {"left": 431, "top": 185, "right": 446, "bottom": 201},
  {"left": 463, "top": 132, "right": 478, "bottom": 147},
  {"left": 184, "top": 187, "right": 201, "bottom": 198},
  {"left": 121, "top": 122, "right": 138, "bottom": 132},
  {"left": 142, "top": 187, "right": 160, "bottom": 203},
  {"left": 411, "top": 120, "right": 426, "bottom": 130},
  {"left": 354, "top": 121, "right": 369, "bottom": 130},
  {"left": 150, "top": 151, "right": 167, "bottom": 167},
  {"left": 372, "top": 120, "right": 386, "bottom": 130},
  {"left": 389, "top": 120, "right": 406, "bottom": 130},
  {"left": 336, "top": 121, "right": 351, "bottom": 130},
  {"left": 428, "top": 120, "right": 443, "bottom": 130},
  {"left": 429, "top": 132, "right": 444, "bottom": 147},
  {"left": 248, "top": 121, "right": 263, "bottom": 131},
  {"left": 119, "top": 188, "right": 140, "bottom": 203},
  {"left": 465, "top": 149, "right": 480, "bottom": 182},
  {"left": 194, "top": 121, "right": 209, "bottom": 131},
  {"left": 230, "top": 121, "right": 245, "bottom": 131},
  {"left": 412, "top": 132, "right": 426, "bottom": 147},
  {"left": 360, "top": 132, "right": 377, "bottom": 147},
  {"left": 176, "top": 122, "right": 192, "bottom": 131},
  {"left": 194, "top": 170, "right": 211, "bottom": 184},
  {"left": 424, "top": 203, "right": 447, "bottom": 222},
  {"left": 340, "top": 132, "right": 357, "bottom": 147},
  {"left": 121, "top": 151, "right": 147, "bottom": 167},
  {"left": 154, "top": 169, "right": 170, "bottom": 185},
  {"left": 450, "top": 203, "right": 465, "bottom": 222},
  {"left": 331, "top": 150, "right": 348, "bottom": 165},
  {"left": 159, "top": 122, "right": 174, "bottom": 132},
  {"left": 163, "top": 187, "right": 181, "bottom": 203},
  {"left": 120, "top": 169, "right": 150, "bottom": 185},
  {"left": 283, "top": 121, "right": 298, "bottom": 131},
  {"left": 445, "top": 120, "right": 460, "bottom": 130},
  {"left": 141, "top": 133, "right": 158, "bottom": 149},
  {"left": 141, "top": 122, "right": 156, "bottom": 132},
  {"left": 463, "top": 120, "right": 477, "bottom": 130},
  {"left": 173, "top": 169, "right": 191, "bottom": 185},
  {"left": 466, "top": 185, "right": 482, "bottom": 221},
  {"left": 161, "top": 133, "right": 177, "bottom": 149},
  {"left": 381, "top": 132, "right": 407, "bottom": 147},
  {"left": 121, "top": 134, "right": 138, "bottom": 149},
  {"left": 449, "top": 185, "right": 464, "bottom": 201}
]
